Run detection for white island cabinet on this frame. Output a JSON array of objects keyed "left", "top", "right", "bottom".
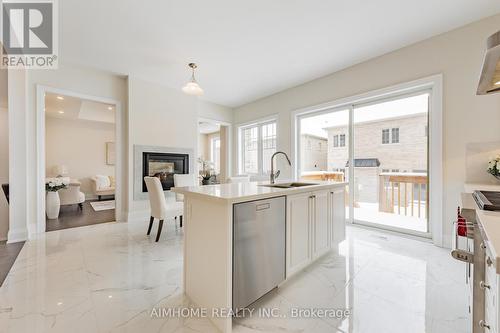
[{"left": 172, "top": 180, "right": 346, "bottom": 333}]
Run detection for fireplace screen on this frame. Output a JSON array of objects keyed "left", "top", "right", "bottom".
[{"left": 142, "top": 152, "right": 189, "bottom": 192}]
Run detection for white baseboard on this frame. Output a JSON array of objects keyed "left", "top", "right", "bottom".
[{"left": 7, "top": 227, "right": 28, "bottom": 243}]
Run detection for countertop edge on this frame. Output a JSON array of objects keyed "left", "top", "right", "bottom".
[{"left": 172, "top": 182, "right": 347, "bottom": 204}]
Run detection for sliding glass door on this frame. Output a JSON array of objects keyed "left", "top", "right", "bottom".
[
  {"left": 352, "top": 92, "right": 429, "bottom": 234},
  {"left": 297, "top": 90, "right": 430, "bottom": 237}
]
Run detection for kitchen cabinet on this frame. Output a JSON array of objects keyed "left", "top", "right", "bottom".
[
  {"left": 330, "top": 187, "right": 346, "bottom": 249},
  {"left": 313, "top": 190, "right": 330, "bottom": 259},
  {"left": 286, "top": 192, "right": 311, "bottom": 275},
  {"left": 484, "top": 246, "right": 499, "bottom": 333},
  {"left": 286, "top": 187, "right": 345, "bottom": 277}
]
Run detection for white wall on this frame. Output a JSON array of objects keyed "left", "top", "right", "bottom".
[
  {"left": 233, "top": 14, "right": 500, "bottom": 248},
  {"left": 127, "top": 77, "right": 232, "bottom": 220},
  {"left": 0, "top": 108, "right": 8, "bottom": 240},
  {"left": 45, "top": 117, "right": 115, "bottom": 197},
  {"left": 198, "top": 133, "right": 209, "bottom": 160}
]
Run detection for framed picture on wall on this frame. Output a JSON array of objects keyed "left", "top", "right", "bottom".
[{"left": 106, "top": 142, "right": 116, "bottom": 165}]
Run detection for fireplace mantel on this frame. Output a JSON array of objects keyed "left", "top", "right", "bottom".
[{"left": 134, "top": 145, "right": 194, "bottom": 200}]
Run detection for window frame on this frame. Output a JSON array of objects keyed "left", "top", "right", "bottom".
[{"left": 238, "top": 117, "right": 278, "bottom": 176}]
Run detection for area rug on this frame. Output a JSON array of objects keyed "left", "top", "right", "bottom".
[{"left": 90, "top": 200, "right": 115, "bottom": 211}]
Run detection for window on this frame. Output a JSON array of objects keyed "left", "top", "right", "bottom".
[
  {"left": 382, "top": 128, "right": 399, "bottom": 144},
  {"left": 240, "top": 120, "right": 276, "bottom": 175},
  {"left": 210, "top": 137, "right": 220, "bottom": 174},
  {"left": 382, "top": 129, "right": 390, "bottom": 144},
  {"left": 261, "top": 122, "right": 277, "bottom": 174},
  {"left": 333, "top": 134, "right": 346, "bottom": 148},
  {"left": 391, "top": 128, "right": 399, "bottom": 143}
]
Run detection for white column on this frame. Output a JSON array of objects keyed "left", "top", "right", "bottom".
[{"left": 7, "top": 69, "right": 29, "bottom": 243}]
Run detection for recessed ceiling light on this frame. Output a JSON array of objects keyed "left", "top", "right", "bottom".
[
  {"left": 56, "top": 96, "right": 64, "bottom": 100},
  {"left": 495, "top": 80, "right": 500, "bottom": 86},
  {"left": 108, "top": 106, "right": 113, "bottom": 110},
  {"left": 58, "top": 110, "right": 64, "bottom": 114}
]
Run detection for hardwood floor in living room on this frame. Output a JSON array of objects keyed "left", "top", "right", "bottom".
[{"left": 45, "top": 200, "right": 115, "bottom": 232}]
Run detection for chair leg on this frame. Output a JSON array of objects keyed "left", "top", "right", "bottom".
[
  {"left": 180, "top": 215, "right": 183, "bottom": 228},
  {"left": 147, "top": 216, "right": 154, "bottom": 235},
  {"left": 156, "top": 220, "right": 164, "bottom": 242},
  {"left": 78, "top": 203, "right": 83, "bottom": 210}
]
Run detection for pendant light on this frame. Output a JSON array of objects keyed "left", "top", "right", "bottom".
[{"left": 182, "top": 63, "right": 204, "bottom": 96}]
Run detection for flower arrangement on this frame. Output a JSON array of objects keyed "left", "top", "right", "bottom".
[
  {"left": 45, "top": 178, "right": 69, "bottom": 192},
  {"left": 198, "top": 158, "right": 214, "bottom": 184},
  {"left": 487, "top": 155, "right": 500, "bottom": 180}
]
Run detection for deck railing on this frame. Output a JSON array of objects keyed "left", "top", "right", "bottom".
[
  {"left": 378, "top": 172, "right": 428, "bottom": 218},
  {"left": 301, "top": 171, "right": 345, "bottom": 182}
]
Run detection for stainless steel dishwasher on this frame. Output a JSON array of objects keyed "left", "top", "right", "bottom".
[{"left": 233, "top": 196, "right": 286, "bottom": 312}]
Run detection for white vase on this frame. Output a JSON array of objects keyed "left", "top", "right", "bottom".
[{"left": 46, "top": 191, "right": 60, "bottom": 219}]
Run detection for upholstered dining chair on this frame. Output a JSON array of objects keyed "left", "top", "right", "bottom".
[
  {"left": 227, "top": 175, "right": 250, "bottom": 183},
  {"left": 173, "top": 174, "right": 197, "bottom": 227},
  {"left": 144, "top": 176, "right": 183, "bottom": 242}
]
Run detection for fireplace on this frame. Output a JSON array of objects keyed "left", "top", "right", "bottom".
[{"left": 142, "top": 152, "right": 189, "bottom": 192}]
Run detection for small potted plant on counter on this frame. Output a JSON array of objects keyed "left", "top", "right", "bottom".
[
  {"left": 45, "top": 178, "right": 69, "bottom": 219},
  {"left": 198, "top": 158, "right": 215, "bottom": 185},
  {"left": 487, "top": 155, "right": 500, "bottom": 181}
]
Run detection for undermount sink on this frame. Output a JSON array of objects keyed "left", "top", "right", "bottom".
[{"left": 261, "top": 182, "right": 318, "bottom": 189}]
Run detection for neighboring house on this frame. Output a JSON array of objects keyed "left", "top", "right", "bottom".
[
  {"left": 324, "top": 113, "right": 428, "bottom": 203},
  {"left": 300, "top": 134, "right": 328, "bottom": 172},
  {"left": 325, "top": 112, "right": 428, "bottom": 173}
]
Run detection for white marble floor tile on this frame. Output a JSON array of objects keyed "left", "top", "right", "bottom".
[{"left": 0, "top": 221, "right": 468, "bottom": 333}]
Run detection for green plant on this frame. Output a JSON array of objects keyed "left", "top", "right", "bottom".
[{"left": 487, "top": 156, "right": 500, "bottom": 178}]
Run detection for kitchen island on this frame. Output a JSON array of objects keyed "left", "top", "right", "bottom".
[{"left": 171, "top": 180, "right": 347, "bottom": 333}]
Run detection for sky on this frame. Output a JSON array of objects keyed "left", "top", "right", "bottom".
[{"left": 300, "top": 93, "right": 429, "bottom": 138}]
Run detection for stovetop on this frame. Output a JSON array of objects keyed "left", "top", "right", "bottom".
[{"left": 473, "top": 190, "right": 500, "bottom": 211}]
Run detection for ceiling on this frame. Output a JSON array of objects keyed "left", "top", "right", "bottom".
[
  {"left": 45, "top": 93, "right": 115, "bottom": 123},
  {"left": 60, "top": 0, "right": 500, "bottom": 107}
]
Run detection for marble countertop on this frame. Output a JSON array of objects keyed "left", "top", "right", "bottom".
[
  {"left": 464, "top": 182, "right": 500, "bottom": 193},
  {"left": 461, "top": 192, "right": 500, "bottom": 274},
  {"left": 171, "top": 180, "right": 347, "bottom": 204}
]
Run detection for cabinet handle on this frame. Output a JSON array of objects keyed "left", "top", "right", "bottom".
[
  {"left": 487, "top": 257, "right": 493, "bottom": 267},
  {"left": 480, "top": 281, "right": 491, "bottom": 290},
  {"left": 479, "top": 320, "right": 491, "bottom": 330}
]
